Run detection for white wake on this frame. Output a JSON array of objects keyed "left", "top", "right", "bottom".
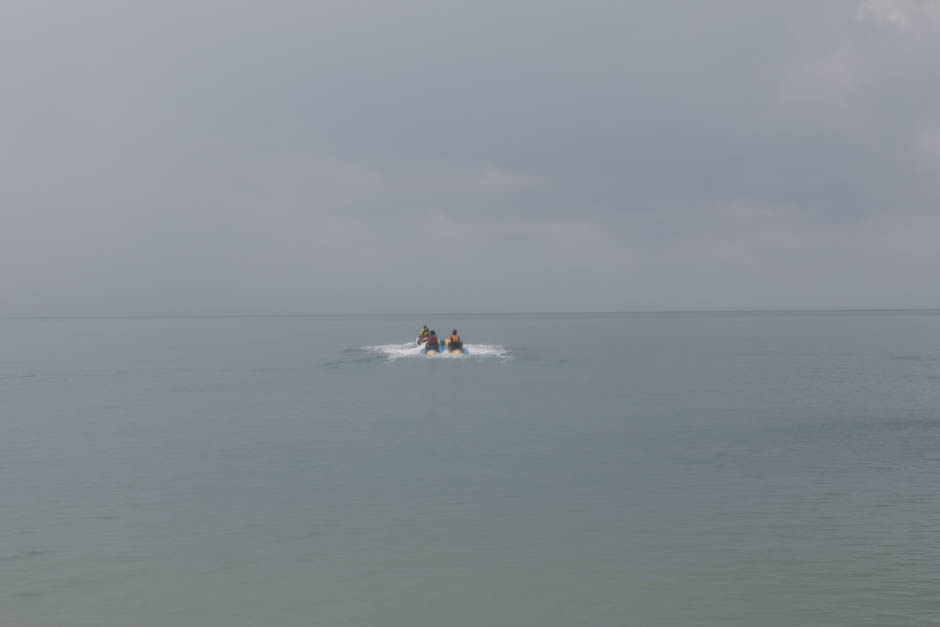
[{"left": 363, "top": 342, "right": 510, "bottom": 361}]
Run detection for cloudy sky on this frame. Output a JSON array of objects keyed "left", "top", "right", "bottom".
[{"left": 2, "top": 0, "right": 938, "bottom": 314}]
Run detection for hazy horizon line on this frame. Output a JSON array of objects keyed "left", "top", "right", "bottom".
[{"left": 3, "top": 308, "right": 940, "bottom": 321}]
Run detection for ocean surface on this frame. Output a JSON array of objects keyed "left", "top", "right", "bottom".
[{"left": 2, "top": 312, "right": 940, "bottom": 626}]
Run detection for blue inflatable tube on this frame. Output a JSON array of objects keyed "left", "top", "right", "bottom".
[{"left": 420, "top": 345, "right": 468, "bottom": 356}]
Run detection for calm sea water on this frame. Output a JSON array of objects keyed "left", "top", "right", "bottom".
[{"left": 2, "top": 312, "right": 940, "bottom": 626}]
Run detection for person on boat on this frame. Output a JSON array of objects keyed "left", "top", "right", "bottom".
[
  {"left": 425, "top": 330, "right": 440, "bottom": 351},
  {"left": 417, "top": 325, "right": 430, "bottom": 344},
  {"left": 447, "top": 329, "right": 463, "bottom": 351}
]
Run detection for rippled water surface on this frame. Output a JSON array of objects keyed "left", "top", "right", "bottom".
[{"left": 2, "top": 312, "right": 940, "bottom": 626}]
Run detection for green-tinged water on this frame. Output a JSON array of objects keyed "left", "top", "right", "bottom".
[{"left": 3, "top": 312, "right": 940, "bottom": 626}]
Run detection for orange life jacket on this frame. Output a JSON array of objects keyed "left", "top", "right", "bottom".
[{"left": 450, "top": 334, "right": 461, "bottom": 344}]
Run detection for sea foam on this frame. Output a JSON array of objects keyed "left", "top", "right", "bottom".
[{"left": 362, "top": 342, "right": 510, "bottom": 361}]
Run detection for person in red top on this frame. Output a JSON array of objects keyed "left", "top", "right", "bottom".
[
  {"left": 417, "top": 325, "right": 430, "bottom": 344},
  {"left": 425, "top": 330, "right": 440, "bottom": 350}
]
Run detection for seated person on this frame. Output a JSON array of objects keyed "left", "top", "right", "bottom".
[
  {"left": 417, "top": 325, "right": 430, "bottom": 343},
  {"left": 447, "top": 330, "right": 462, "bottom": 351},
  {"left": 425, "top": 330, "right": 440, "bottom": 350}
]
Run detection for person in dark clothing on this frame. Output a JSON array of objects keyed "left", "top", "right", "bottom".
[{"left": 425, "top": 330, "right": 440, "bottom": 351}]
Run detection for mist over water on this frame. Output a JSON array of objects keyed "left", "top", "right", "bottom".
[{"left": 2, "top": 312, "right": 940, "bottom": 626}]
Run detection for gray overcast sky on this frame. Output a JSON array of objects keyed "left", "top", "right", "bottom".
[{"left": 2, "top": 0, "right": 939, "bottom": 314}]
